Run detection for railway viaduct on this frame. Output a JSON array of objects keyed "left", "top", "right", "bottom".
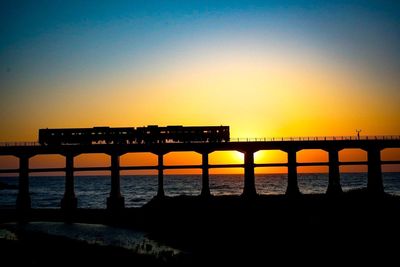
[{"left": 1, "top": 137, "right": 400, "bottom": 211}]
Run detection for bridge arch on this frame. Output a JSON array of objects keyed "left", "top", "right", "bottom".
[
  {"left": 164, "top": 151, "right": 201, "bottom": 171},
  {"left": 75, "top": 153, "right": 110, "bottom": 170},
  {"left": 381, "top": 148, "right": 400, "bottom": 172},
  {"left": 209, "top": 150, "right": 244, "bottom": 167},
  {"left": 339, "top": 149, "right": 368, "bottom": 192},
  {"left": 0, "top": 155, "right": 19, "bottom": 208},
  {"left": 120, "top": 152, "right": 157, "bottom": 169},
  {"left": 254, "top": 150, "right": 287, "bottom": 195},
  {"left": 297, "top": 149, "right": 328, "bottom": 164},
  {"left": 381, "top": 148, "right": 400, "bottom": 195},
  {"left": 296, "top": 149, "right": 329, "bottom": 194},
  {"left": 119, "top": 152, "right": 158, "bottom": 207},
  {"left": 209, "top": 150, "right": 244, "bottom": 196},
  {"left": 30, "top": 154, "right": 65, "bottom": 174},
  {"left": 75, "top": 153, "right": 124, "bottom": 209},
  {"left": 29, "top": 154, "right": 65, "bottom": 208},
  {"left": 0, "top": 155, "right": 19, "bottom": 174},
  {"left": 339, "top": 148, "right": 367, "bottom": 170},
  {"left": 163, "top": 151, "right": 202, "bottom": 196}
]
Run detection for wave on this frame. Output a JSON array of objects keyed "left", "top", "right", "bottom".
[{"left": 0, "top": 173, "right": 399, "bottom": 208}]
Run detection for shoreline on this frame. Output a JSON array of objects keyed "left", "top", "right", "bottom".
[{"left": 1, "top": 191, "right": 400, "bottom": 265}]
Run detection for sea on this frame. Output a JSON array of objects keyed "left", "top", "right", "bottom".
[{"left": 1, "top": 173, "right": 400, "bottom": 209}]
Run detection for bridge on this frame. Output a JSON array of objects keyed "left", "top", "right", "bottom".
[{"left": 1, "top": 136, "right": 400, "bottom": 212}]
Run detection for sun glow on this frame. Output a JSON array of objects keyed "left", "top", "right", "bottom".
[{"left": 234, "top": 151, "right": 244, "bottom": 162}]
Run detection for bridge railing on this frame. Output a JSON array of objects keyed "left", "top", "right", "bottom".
[
  {"left": 0, "top": 136, "right": 399, "bottom": 147},
  {"left": 0, "top": 141, "right": 40, "bottom": 147},
  {"left": 229, "top": 135, "right": 400, "bottom": 142}
]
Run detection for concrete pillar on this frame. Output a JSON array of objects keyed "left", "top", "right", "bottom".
[
  {"left": 61, "top": 154, "right": 78, "bottom": 211},
  {"left": 157, "top": 153, "right": 165, "bottom": 198},
  {"left": 16, "top": 155, "right": 31, "bottom": 211},
  {"left": 201, "top": 152, "right": 211, "bottom": 197},
  {"left": 367, "top": 148, "right": 384, "bottom": 195},
  {"left": 242, "top": 151, "right": 257, "bottom": 197},
  {"left": 326, "top": 149, "right": 343, "bottom": 195},
  {"left": 286, "top": 150, "right": 300, "bottom": 196},
  {"left": 107, "top": 153, "right": 125, "bottom": 210}
]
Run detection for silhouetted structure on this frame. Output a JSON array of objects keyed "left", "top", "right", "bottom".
[
  {"left": 1, "top": 136, "right": 399, "bottom": 212},
  {"left": 38, "top": 125, "right": 230, "bottom": 145}
]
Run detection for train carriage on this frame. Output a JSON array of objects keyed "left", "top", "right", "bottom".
[
  {"left": 38, "top": 127, "right": 136, "bottom": 145},
  {"left": 39, "top": 125, "right": 229, "bottom": 145}
]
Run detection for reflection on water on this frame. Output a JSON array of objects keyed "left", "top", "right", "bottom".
[{"left": 1, "top": 222, "right": 181, "bottom": 258}]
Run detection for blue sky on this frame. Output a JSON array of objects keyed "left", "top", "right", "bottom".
[{"left": 2, "top": 0, "right": 399, "bottom": 79}]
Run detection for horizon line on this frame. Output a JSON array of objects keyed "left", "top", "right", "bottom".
[{"left": 2, "top": 171, "right": 400, "bottom": 177}]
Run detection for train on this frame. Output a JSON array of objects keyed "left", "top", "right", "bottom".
[{"left": 38, "top": 125, "right": 230, "bottom": 145}]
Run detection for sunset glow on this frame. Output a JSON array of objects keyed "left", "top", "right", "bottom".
[{"left": 1, "top": 1, "right": 399, "bottom": 173}]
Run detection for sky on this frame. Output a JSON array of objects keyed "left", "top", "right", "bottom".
[{"left": 0, "top": 0, "right": 399, "bottom": 173}]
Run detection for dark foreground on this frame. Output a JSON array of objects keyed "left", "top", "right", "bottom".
[{"left": 1, "top": 190, "right": 400, "bottom": 266}]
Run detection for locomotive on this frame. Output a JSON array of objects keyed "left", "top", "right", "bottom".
[{"left": 38, "top": 125, "right": 230, "bottom": 145}]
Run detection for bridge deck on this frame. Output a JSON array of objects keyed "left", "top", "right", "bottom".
[{"left": 0, "top": 138, "right": 400, "bottom": 156}]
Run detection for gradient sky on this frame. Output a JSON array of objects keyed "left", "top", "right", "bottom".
[{"left": 1, "top": 1, "right": 399, "bottom": 172}]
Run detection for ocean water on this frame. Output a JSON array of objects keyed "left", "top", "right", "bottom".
[{"left": 0, "top": 173, "right": 399, "bottom": 209}]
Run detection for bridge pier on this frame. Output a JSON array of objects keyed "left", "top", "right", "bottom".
[
  {"left": 367, "top": 148, "right": 384, "bottom": 195},
  {"left": 16, "top": 155, "right": 31, "bottom": 211},
  {"left": 326, "top": 149, "right": 343, "bottom": 195},
  {"left": 242, "top": 151, "right": 257, "bottom": 197},
  {"left": 286, "top": 150, "right": 300, "bottom": 196},
  {"left": 201, "top": 152, "right": 211, "bottom": 197},
  {"left": 61, "top": 153, "right": 78, "bottom": 211},
  {"left": 107, "top": 153, "right": 125, "bottom": 210},
  {"left": 157, "top": 153, "right": 165, "bottom": 198}
]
